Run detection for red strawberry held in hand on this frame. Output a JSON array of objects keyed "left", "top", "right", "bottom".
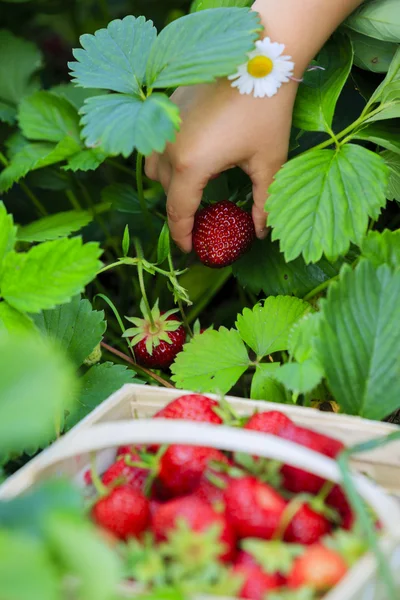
[
  {"left": 278, "top": 423, "right": 344, "bottom": 494},
  {"left": 152, "top": 495, "right": 236, "bottom": 561},
  {"left": 92, "top": 486, "right": 150, "bottom": 540},
  {"left": 287, "top": 543, "right": 347, "bottom": 591},
  {"left": 233, "top": 551, "right": 281, "bottom": 600},
  {"left": 154, "top": 394, "right": 223, "bottom": 424},
  {"left": 225, "top": 476, "right": 286, "bottom": 540},
  {"left": 284, "top": 503, "right": 331, "bottom": 545},
  {"left": 193, "top": 200, "right": 255, "bottom": 268},
  {"left": 158, "top": 445, "right": 229, "bottom": 497},
  {"left": 123, "top": 300, "right": 185, "bottom": 370},
  {"left": 245, "top": 410, "right": 293, "bottom": 435}
]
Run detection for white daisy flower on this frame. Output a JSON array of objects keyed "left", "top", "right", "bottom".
[{"left": 228, "top": 37, "right": 295, "bottom": 99}]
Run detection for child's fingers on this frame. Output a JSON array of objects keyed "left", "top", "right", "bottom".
[
  {"left": 166, "top": 171, "right": 207, "bottom": 253},
  {"left": 249, "top": 166, "right": 275, "bottom": 239}
]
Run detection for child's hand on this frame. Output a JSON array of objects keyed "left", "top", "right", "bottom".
[
  {"left": 145, "top": 0, "right": 363, "bottom": 253},
  {"left": 145, "top": 78, "right": 298, "bottom": 252}
]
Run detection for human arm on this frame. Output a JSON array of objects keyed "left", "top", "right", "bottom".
[{"left": 145, "top": 0, "right": 363, "bottom": 252}]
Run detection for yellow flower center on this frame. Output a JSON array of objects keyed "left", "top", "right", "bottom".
[{"left": 247, "top": 55, "right": 273, "bottom": 78}]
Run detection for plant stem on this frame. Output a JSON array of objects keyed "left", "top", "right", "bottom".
[
  {"left": 134, "top": 238, "right": 155, "bottom": 327},
  {"left": 302, "top": 274, "right": 339, "bottom": 302},
  {"left": 167, "top": 252, "right": 193, "bottom": 336},
  {"left": 66, "top": 189, "right": 82, "bottom": 211},
  {"left": 136, "top": 152, "right": 155, "bottom": 238},
  {"left": 101, "top": 342, "right": 175, "bottom": 388}
]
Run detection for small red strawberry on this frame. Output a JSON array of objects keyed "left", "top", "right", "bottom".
[
  {"left": 84, "top": 455, "right": 148, "bottom": 493},
  {"left": 225, "top": 476, "right": 286, "bottom": 540},
  {"left": 287, "top": 543, "right": 347, "bottom": 591},
  {"left": 193, "top": 469, "right": 233, "bottom": 511},
  {"left": 123, "top": 300, "right": 185, "bottom": 370},
  {"left": 158, "top": 445, "right": 229, "bottom": 497},
  {"left": 245, "top": 410, "right": 293, "bottom": 435},
  {"left": 153, "top": 394, "right": 223, "bottom": 424},
  {"left": 233, "top": 552, "right": 281, "bottom": 600},
  {"left": 193, "top": 200, "right": 255, "bottom": 268},
  {"left": 278, "top": 424, "right": 344, "bottom": 494},
  {"left": 326, "top": 485, "right": 354, "bottom": 530},
  {"left": 152, "top": 495, "right": 236, "bottom": 561},
  {"left": 92, "top": 486, "right": 150, "bottom": 540},
  {"left": 284, "top": 503, "right": 331, "bottom": 545}
]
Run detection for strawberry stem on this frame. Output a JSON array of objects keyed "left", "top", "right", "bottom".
[
  {"left": 273, "top": 495, "right": 307, "bottom": 541},
  {"left": 89, "top": 452, "right": 108, "bottom": 497},
  {"left": 167, "top": 251, "right": 193, "bottom": 336},
  {"left": 134, "top": 238, "right": 155, "bottom": 328}
]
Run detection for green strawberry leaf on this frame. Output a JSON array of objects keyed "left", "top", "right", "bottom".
[
  {"left": 287, "top": 312, "right": 321, "bottom": 363},
  {"left": 0, "top": 100, "right": 16, "bottom": 125},
  {"left": 345, "top": 0, "right": 400, "bottom": 43},
  {"left": 381, "top": 149, "right": 400, "bottom": 200},
  {"left": 365, "top": 46, "right": 400, "bottom": 108},
  {"left": 0, "top": 237, "right": 102, "bottom": 313},
  {"left": 63, "top": 148, "right": 107, "bottom": 172},
  {"left": 65, "top": 362, "right": 138, "bottom": 430},
  {"left": 316, "top": 260, "right": 400, "bottom": 418},
  {"left": 157, "top": 223, "right": 170, "bottom": 264},
  {"left": 274, "top": 360, "right": 324, "bottom": 395},
  {"left": 267, "top": 145, "right": 389, "bottom": 263},
  {"left": 79, "top": 93, "right": 180, "bottom": 157},
  {"left": 352, "top": 121, "right": 400, "bottom": 155},
  {"left": 324, "top": 529, "right": 368, "bottom": 567},
  {"left": 171, "top": 327, "right": 250, "bottom": 394},
  {"left": 69, "top": 16, "right": 157, "bottom": 95},
  {"left": 236, "top": 296, "right": 312, "bottom": 358},
  {"left": 250, "top": 363, "right": 289, "bottom": 403},
  {"left": 32, "top": 295, "right": 106, "bottom": 367},
  {"left": 0, "top": 333, "right": 77, "bottom": 454},
  {"left": 0, "top": 138, "right": 81, "bottom": 193},
  {"left": 45, "top": 514, "right": 121, "bottom": 600},
  {"left": 18, "top": 91, "right": 81, "bottom": 143},
  {"left": 0, "top": 30, "right": 42, "bottom": 106},
  {"left": 348, "top": 30, "right": 397, "bottom": 74},
  {"left": 51, "top": 84, "right": 103, "bottom": 110},
  {"left": 0, "top": 302, "right": 36, "bottom": 334},
  {"left": 232, "top": 237, "right": 342, "bottom": 297},
  {"left": 360, "top": 229, "right": 400, "bottom": 269},
  {"left": 0, "top": 530, "right": 58, "bottom": 600},
  {"left": 293, "top": 33, "right": 353, "bottom": 133},
  {"left": 146, "top": 8, "right": 261, "bottom": 88},
  {"left": 17, "top": 210, "right": 93, "bottom": 243},
  {"left": 191, "top": 0, "right": 251, "bottom": 10},
  {"left": 0, "top": 201, "right": 16, "bottom": 275},
  {"left": 241, "top": 539, "right": 303, "bottom": 575}
]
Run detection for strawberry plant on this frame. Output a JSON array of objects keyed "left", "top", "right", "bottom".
[{"left": 0, "top": 0, "right": 399, "bottom": 594}]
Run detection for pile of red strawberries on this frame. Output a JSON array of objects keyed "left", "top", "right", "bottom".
[{"left": 86, "top": 394, "right": 368, "bottom": 599}]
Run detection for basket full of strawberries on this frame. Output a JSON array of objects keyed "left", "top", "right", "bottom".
[{"left": 21, "top": 392, "right": 400, "bottom": 600}]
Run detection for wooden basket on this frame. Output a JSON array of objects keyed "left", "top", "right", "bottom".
[{"left": 1, "top": 383, "right": 400, "bottom": 600}]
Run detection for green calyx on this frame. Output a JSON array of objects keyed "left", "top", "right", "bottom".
[
  {"left": 241, "top": 539, "right": 304, "bottom": 575},
  {"left": 122, "top": 299, "right": 182, "bottom": 355}
]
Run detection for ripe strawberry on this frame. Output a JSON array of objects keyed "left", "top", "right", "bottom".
[
  {"left": 92, "top": 486, "right": 150, "bottom": 540},
  {"left": 193, "top": 200, "right": 255, "bottom": 267},
  {"left": 326, "top": 485, "right": 354, "bottom": 530},
  {"left": 225, "top": 476, "right": 286, "bottom": 540},
  {"left": 287, "top": 543, "right": 347, "bottom": 591},
  {"left": 152, "top": 495, "right": 236, "bottom": 561},
  {"left": 193, "top": 470, "right": 233, "bottom": 511},
  {"left": 84, "top": 456, "right": 148, "bottom": 493},
  {"left": 233, "top": 552, "right": 281, "bottom": 600},
  {"left": 153, "top": 394, "right": 223, "bottom": 424},
  {"left": 123, "top": 301, "right": 185, "bottom": 370},
  {"left": 245, "top": 410, "right": 293, "bottom": 435},
  {"left": 284, "top": 503, "right": 331, "bottom": 545},
  {"left": 278, "top": 423, "right": 344, "bottom": 494},
  {"left": 158, "top": 445, "right": 229, "bottom": 497}
]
